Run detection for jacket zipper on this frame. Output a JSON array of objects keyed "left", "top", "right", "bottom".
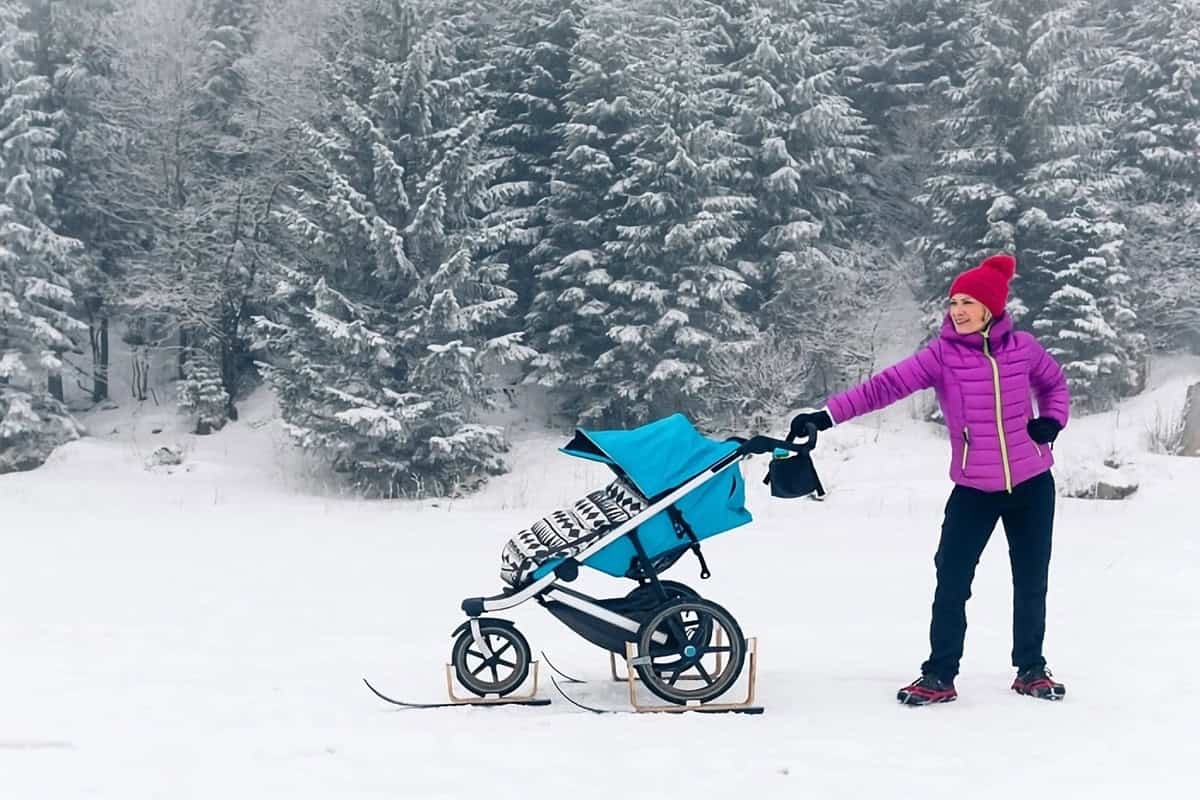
[
  {"left": 961, "top": 427, "right": 970, "bottom": 472},
  {"left": 981, "top": 328, "right": 1013, "bottom": 493}
]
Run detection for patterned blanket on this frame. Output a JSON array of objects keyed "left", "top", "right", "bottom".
[{"left": 500, "top": 478, "right": 647, "bottom": 587}]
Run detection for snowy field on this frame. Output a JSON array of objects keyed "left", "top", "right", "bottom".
[{"left": 3, "top": 362, "right": 1200, "bottom": 799}]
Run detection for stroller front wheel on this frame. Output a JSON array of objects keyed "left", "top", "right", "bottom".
[
  {"left": 451, "top": 620, "right": 532, "bottom": 697},
  {"left": 634, "top": 599, "right": 746, "bottom": 705}
]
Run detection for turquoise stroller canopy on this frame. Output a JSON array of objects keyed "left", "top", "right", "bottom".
[
  {"left": 561, "top": 413, "right": 743, "bottom": 499},
  {"left": 546, "top": 414, "right": 752, "bottom": 580}
]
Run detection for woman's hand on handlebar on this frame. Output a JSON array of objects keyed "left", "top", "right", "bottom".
[{"left": 790, "top": 410, "right": 833, "bottom": 438}]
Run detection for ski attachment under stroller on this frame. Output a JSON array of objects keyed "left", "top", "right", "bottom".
[{"left": 363, "top": 660, "right": 551, "bottom": 709}]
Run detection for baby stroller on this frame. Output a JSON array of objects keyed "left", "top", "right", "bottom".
[{"left": 451, "top": 413, "right": 823, "bottom": 709}]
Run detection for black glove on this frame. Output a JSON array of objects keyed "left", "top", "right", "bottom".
[
  {"left": 1026, "top": 417, "right": 1062, "bottom": 444},
  {"left": 790, "top": 410, "right": 833, "bottom": 438}
]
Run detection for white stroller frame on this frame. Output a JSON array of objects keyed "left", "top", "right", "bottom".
[{"left": 459, "top": 432, "right": 813, "bottom": 650}]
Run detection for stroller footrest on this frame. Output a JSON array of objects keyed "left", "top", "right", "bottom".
[
  {"left": 461, "top": 585, "right": 524, "bottom": 616},
  {"left": 461, "top": 597, "right": 486, "bottom": 617}
]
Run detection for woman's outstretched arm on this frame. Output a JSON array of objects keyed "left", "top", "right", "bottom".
[{"left": 826, "top": 341, "right": 944, "bottom": 425}]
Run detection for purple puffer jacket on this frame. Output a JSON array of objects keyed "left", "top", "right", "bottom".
[{"left": 826, "top": 314, "right": 1070, "bottom": 493}]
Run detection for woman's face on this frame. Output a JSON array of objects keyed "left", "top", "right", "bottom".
[{"left": 948, "top": 293, "right": 991, "bottom": 334}]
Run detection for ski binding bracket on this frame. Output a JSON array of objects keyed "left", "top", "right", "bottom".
[
  {"left": 549, "top": 635, "right": 764, "bottom": 715},
  {"left": 618, "top": 636, "right": 762, "bottom": 714}
]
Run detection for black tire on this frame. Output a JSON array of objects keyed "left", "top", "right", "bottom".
[
  {"left": 450, "top": 620, "right": 532, "bottom": 697},
  {"left": 634, "top": 599, "right": 746, "bottom": 705},
  {"left": 623, "top": 580, "right": 701, "bottom": 605}
]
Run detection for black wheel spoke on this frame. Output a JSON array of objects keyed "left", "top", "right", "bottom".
[
  {"left": 694, "top": 661, "right": 715, "bottom": 686},
  {"left": 494, "top": 656, "right": 516, "bottom": 668},
  {"left": 489, "top": 664, "right": 500, "bottom": 683},
  {"left": 664, "top": 614, "right": 691, "bottom": 646}
]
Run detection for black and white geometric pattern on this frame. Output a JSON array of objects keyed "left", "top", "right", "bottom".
[{"left": 500, "top": 478, "right": 647, "bottom": 587}]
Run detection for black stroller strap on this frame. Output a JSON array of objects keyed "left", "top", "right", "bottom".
[{"left": 668, "top": 506, "right": 711, "bottom": 580}]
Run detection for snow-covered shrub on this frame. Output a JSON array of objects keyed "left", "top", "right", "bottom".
[
  {"left": 0, "top": 388, "right": 82, "bottom": 474},
  {"left": 255, "top": 265, "right": 523, "bottom": 498},
  {"left": 178, "top": 360, "right": 230, "bottom": 435},
  {"left": 1145, "top": 403, "right": 1186, "bottom": 455},
  {"left": 702, "top": 335, "right": 813, "bottom": 436},
  {"left": 145, "top": 444, "right": 184, "bottom": 469}
]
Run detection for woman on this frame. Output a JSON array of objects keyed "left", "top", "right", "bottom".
[{"left": 790, "top": 253, "right": 1070, "bottom": 706}]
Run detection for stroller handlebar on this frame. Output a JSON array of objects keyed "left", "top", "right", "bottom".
[{"left": 729, "top": 424, "right": 817, "bottom": 456}]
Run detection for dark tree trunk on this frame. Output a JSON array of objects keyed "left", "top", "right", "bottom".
[
  {"left": 98, "top": 317, "right": 109, "bottom": 401},
  {"left": 178, "top": 327, "right": 189, "bottom": 380},
  {"left": 132, "top": 347, "right": 149, "bottom": 401},
  {"left": 48, "top": 371, "right": 64, "bottom": 402},
  {"left": 90, "top": 314, "right": 110, "bottom": 403},
  {"left": 221, "top": 335, "right": 239, "bottom": 421}
]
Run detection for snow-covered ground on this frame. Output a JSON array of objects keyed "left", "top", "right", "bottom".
[{"left": 3, "top": 362, "right": 1199, "bottom": 799}]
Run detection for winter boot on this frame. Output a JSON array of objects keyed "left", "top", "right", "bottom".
[
  {"left": 897, "top": 674, "right": 957, "bottom": 706},
  {"left": 1012, "top": 666, "right": 1065, "bottom": 700}
]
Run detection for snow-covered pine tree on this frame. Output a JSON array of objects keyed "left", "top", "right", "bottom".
[
  {"left": 1015, "top": 2, "right": 1146, "bottom": 404},
  {"left": 1103, "top": 0, "right": 1200, "bottom": 203},
  {"left": 1122, "top": 202, "right": 1200, "bottom": 354},
  {"left": 522, "top": 0, "right": 646, "bottom": 419},
  {"left": 484, "top": 0, "right": 576, "bottom": 325},
  {"left": 254, "top": 270, "right": 419, "bottom": 494},
  {"left": 41, "top": 0, "right": 119, "bottom": 404},
  {"left": 846, "top": 0, "right": 971, "bottom": 130},
  {"left": 723, "top": 1, "right": 875, "bottom": 405},
  {"left": 916, "top": 0, "right": 1144, "bottom": 407},
  {"left": 913, "top": 2, "right": 1027, "bottom": 308},
  {"left": 0, "top": 0, "right": 86, "bottom": 473},
  {"left": 89, "top": 0, "right": 281, "bottom": 427},
  {"left": 843, "top": 0, "right": 972, "bottom": 247},
  {"left": 399, "top": 245, "right": 531, "bottom": 492},
  {"left": 1104, "top": 0, "right": 1200, "bottom": 353},
  {"left": 174, "top": 0, "right": 264, "bottom": 423},
  {"left": 176, "top": 355, "right": 229, "bottom": 434},
  {"left": 1031, "top": 243, "right": 1140, "bottom": 409},
  {"left": 258, "top": 0, "right": 528, "bottom": 497},
  {"left": 577, "top": 0, "right": 756, "bottom": 425}
]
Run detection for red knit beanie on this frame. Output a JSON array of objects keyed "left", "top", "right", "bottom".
[{"left": 948, "top": 254, "right": 1016, "bottom": 318}]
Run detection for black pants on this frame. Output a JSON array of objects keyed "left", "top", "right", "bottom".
[{"left": 921, "top": 470, "right": 1055, "bottom": 683}]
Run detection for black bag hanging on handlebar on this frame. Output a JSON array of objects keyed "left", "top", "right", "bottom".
[{"left": 763, "top": 431, "right": 826, "bottom": 499}]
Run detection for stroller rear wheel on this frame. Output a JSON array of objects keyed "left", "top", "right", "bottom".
[
  {"left": 451, "top": 620, "right": 532, "bottom": 697},
  {"left": 634, "top": 599, "right": 746, "bottom": 705}
]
